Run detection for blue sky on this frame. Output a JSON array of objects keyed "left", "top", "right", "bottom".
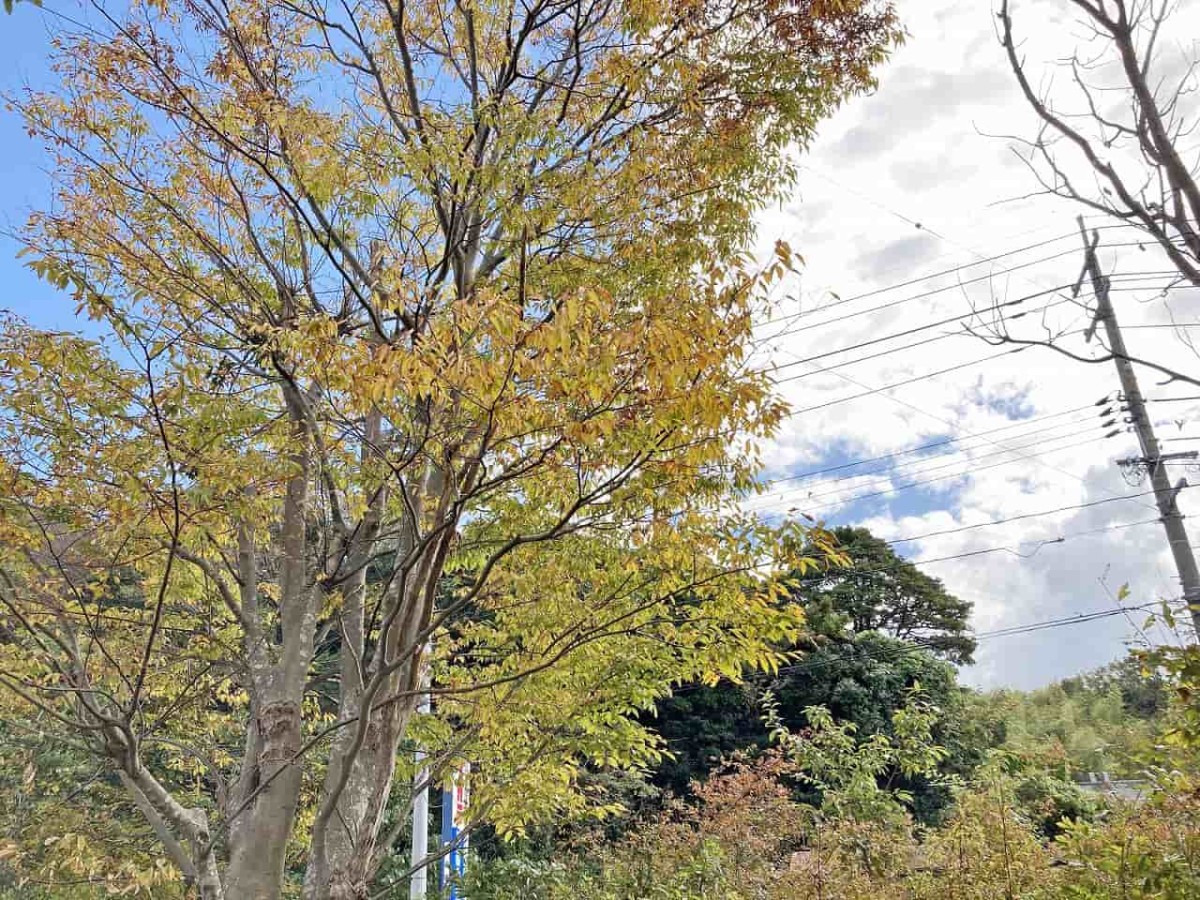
[{"left": 0, "top": 5, "right": 73, "bottom": 330}]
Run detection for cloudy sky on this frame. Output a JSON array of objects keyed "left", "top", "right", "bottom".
[
  {"left": 1, "top": 1, "right": 1198, "bottom": 688},
  {"left": 748, "top": 0, "right": 1200, "bottom": 688}
]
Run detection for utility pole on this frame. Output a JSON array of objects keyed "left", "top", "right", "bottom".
[
  {"left": 410, "top": 645, "right": 432, "bottom": 899},
  {"left": 1078, "top": 216, "right": 1200, "bottom": 635}
]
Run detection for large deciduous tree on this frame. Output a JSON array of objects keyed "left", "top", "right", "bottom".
[{"left": 0, "top": 1, "right": 899, "bottom": 897}]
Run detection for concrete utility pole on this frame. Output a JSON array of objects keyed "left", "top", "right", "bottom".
[
  {"left": 1077, "top": 217, "right": 1200, "bottom": 635},
  {"left": 410, "top": 646, "right": 432, "bottom": 899}
]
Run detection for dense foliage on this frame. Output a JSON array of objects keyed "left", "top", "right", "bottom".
[
  {"left": 466, "top": 652, "right": 1200, "bottom": 900},
  {"left": 981, "top": 657, "right": 1168, "bottom": 779},
  {"left": 650, "top": 633, "right": 990, "bottom": 823},
  {"left": 800, "top": 527, "right": 976, "bottom": 663},
  {"left": 649, "top": 527, "right": 980, "bottom": 815}
]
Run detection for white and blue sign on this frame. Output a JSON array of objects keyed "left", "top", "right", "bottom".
[{"left": 439, "top": 762, "right": 470, "bottom": 898}]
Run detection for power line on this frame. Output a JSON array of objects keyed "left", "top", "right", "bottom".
[
  {"left": 754, "top": 235, "right": 1187, "bottom": 350},
  {"left": 753, "top": 243, "right": 1192, "bottom": 365},
  {"left": 783, "top": 518, "right": 1166, "bottom": 584},
  {"left": 808, "top": 409, "right": 1113, "bottom": 488},
  {"left": 720, "top": 600, "right": 1168, "bottom": 687},
  {"left": 769, "top": 295, "right": 1077, "bottom": 377},
  {"left": 783, "top": 346, "right": 1026, "bottom": 403},
  {"left": 794, "top": 434, "right": 1107, "bottom": 515},
  {"left": 770, "top": 295, "right": 1068, "bottom": 371},
  {"left": 780, "top": 330, "right": 964, "bottom": 380},
  {"left": 764, "top": 331, "right": 1156, "bottom": 515},
  {"left": 755, "top": 232, "right": 1086, "bottom": 336},
  {"left": 795, "top": 164, "right": 1183, "bottom": 303},
  {"left": 915, "top": 517, "right": 1165, "bottom": 564},
  {"left": 1104, "top": 283, "right": 1199, "bottom": 295},
  {"left": 763, "top": 273, "right": 1190, "bottom": 383},
  {"left": 757, "top": 403, "right": 1101, "bottom": 490},
  {"left": 749, "top": 425, "right": 1110, "bottom": 514},
  {"left": 887, "top": 487, "right": 1171, "bottom": 546},
  {"left": 975, "top": 603, "right": 1161, "bottom": 640},
  {"left": 824, "top": 414, "right": 1112, "bottom": 486},
  {"left": 756, "top": 265, "right": 1077, "bottom": 346},
  {"left": 665, "top": 516, "right": 1180, "bottom": 696}
]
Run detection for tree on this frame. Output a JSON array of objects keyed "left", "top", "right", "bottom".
[
  {"left": 648, "top": 678, "right": 770, "bottom": 797},
  {"left": 650, "top": 528, "right": 977, "bottom": 811},
  {"left": 979, "top": 653, "right": 1168, "bottom": 778},
  {"left": 1000, "top": 0, "right": 1200, "bottom": 287},
  {"left": 650, "top": 633, "right": 994, "bottom": 824},
  {"left": 763, "top": 686, "right": 948, "bottom": 827},
  {"left": 800, "top": 527, "right": 976, "bottom": 664},
  {"left": 1067, "top": 655, "right": 1168, "bottom": 721},
  {"left": 977, "top": 0, "right": 1200, "bottom": 384},
  {"left": 0, "top": 2, "right": 901, "bottom": 898},
  {"left": 768, "top": 632, "right": 992, "bottom": 824}
]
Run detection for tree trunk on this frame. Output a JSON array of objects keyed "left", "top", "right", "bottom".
[
  {"left": 225, "top": 692, "right": 305, "bottom": 899},
  {"left": 227, "top": 443, "right": 315, "bottom": 898},
  {"left": 303, "top": 578, "right": 429, "bottom": 899},
  {"left": 311, "top": 694, "right": 414, "bottom": 900}
]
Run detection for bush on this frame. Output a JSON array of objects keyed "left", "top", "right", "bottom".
[{"left": 1012, "top": 772, "right": 1101, "bottom": 839}]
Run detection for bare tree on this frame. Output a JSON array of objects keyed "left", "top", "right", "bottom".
[
  {"left": 1000, "top": 0, "right": 1200, "bottom": 284},
  {"left": 969, "top": 0, "right": 1200, "bottom": 387}
]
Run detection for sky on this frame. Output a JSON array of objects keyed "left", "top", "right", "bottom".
[
  {"left": 0, "top": 5, "right": 79, "bottom": 331},
  {"left": 1, "top": 0, "right": 1199, "bottom": 689},
  {"left": 748, "top": 0, "right": 1200, "bottom": 689}
]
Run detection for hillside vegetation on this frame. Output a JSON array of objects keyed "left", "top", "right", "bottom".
[{"left": 462, "top": 638, "right": 1199, "bottom": 900}]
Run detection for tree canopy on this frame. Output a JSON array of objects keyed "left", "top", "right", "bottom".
[
  {"left": 0, "top": 1, "right": 901, "bottom": 897},
  {"left": 649, "top": 526, "right": 978, "bottom": 818},
  {"left": 799, "top": 527, "right": 976, "bottom": 663},
  {"left": 650, "top": 632, "right": 988, "bottom": 824}
]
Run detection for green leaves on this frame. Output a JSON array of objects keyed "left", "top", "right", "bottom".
[
  {"left": 765, "top": 687, "right": 946, "bottom": 826},
  {"left": 796, "top": 526, "right": 976, "bottom": 664}
]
